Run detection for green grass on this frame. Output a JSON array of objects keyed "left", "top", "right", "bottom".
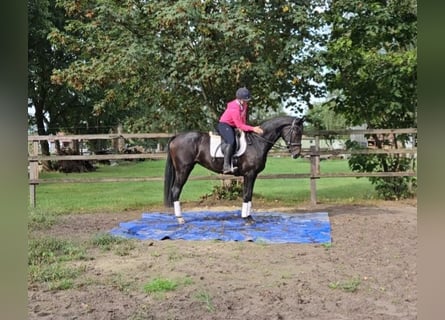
[
  {"left": 29, "top": 263, "right": 81, "bottom": 290},
  {"left": 195, "top": 290, "right": 215, "bottom": 312},
  {"left": 253, "top": 158, "right": 376, "bottom": 204},
  {"left": 142, "top": 276, "right": 194, "bottom": 299},
  {"left": 142, "top": 277, "right": 179, "bottom": 294},
  {"left": 27, "top": 234, "right": 138, "bottom": 290},
  {"left": 33, "top": 158, "right": 377, "bottom": 214},
  {"left": 28, "top": 237, "right": 89, "bottom": 290},
  {"left": 328, "top": 277, "right": 361, "bottom": 293},
  {"left": 28, "top": 207, "right": 58, "bottom": 230},
  {"left": 28, "top": 237, "right": 87, "bottom": 265},
  {"left": 91, "top": 233, "right": 136, "bottom": 256}
]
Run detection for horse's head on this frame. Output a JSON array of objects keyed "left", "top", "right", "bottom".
[{"left": 282, "top": 117, "right": 305, "bottom": 159}]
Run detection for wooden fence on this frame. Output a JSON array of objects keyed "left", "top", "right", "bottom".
[{"left": 28, "top": 128, "right": 417, "bottom": 207}]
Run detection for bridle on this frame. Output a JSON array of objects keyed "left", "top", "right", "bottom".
[
  {"left": 253, "top": 117, "right": 303, "bottom": 150},
  {"left": 282, "top": 118, "right": 303, "bottom": 149}
]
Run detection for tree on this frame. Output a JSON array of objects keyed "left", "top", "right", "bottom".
[
  {"left": 29, "top": 0, "right": 122, "bottom": 171},
  {"left": 30, "top": 1, "right": 142, "bottom": 134},
  {"left": 318, "top": 0, "right": 417, "bottom": 199},
  {"left": 322, "top": 0, "right": 417, "bottom": 128},
  {"left": 48, "top": 0, "right": 324, "bottom": 133},
  {"left": 29, "top": 1, "right": 93, "bottom": 145},
  {"left": 305, "top": 98, "right": 347, "bottom": 132},
  {"left": 29, "top": 0, "right": 84, "bottom": 168}
]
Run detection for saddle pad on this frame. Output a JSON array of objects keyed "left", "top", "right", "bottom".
[{"left": 209, "top": 131, "right": 247, "bottom": 158}]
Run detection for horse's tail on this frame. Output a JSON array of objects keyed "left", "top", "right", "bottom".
[{"left": 163, "top": 139, "right": 175, "bottom": 207}]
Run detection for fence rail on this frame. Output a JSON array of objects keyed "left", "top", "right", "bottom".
[{"left": 28, "top": 129, "right": 417, "bottom": 207}]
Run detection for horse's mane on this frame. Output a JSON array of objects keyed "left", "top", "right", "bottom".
[{"left": 260, "top": 116, "right": 297, "bottom": 132}]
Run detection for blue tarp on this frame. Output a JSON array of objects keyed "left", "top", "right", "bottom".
[{"left": 109, "top": 211, "right": 331, "bottom": 244}]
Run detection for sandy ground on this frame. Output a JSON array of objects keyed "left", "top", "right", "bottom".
[{"left": 28, "top": 199, "right": 417, "bottom": 320}]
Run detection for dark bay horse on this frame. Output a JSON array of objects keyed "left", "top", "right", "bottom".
[{"left": 164, "top": 116, "right": 304, "bottom": 224}]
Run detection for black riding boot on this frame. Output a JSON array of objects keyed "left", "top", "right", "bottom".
[{"left": 222, "top": 144, "right": 236, "bottom": 174}]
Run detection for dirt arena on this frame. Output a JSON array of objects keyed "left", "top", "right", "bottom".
[{"left": 29, "top": 199, "right": 417, "bottom": 319}]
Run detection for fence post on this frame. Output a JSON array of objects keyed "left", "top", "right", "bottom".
[
  {"left": 114, "top": 124, "right": 125, "bottom": 152},
  {"left": 309, "top": 136, "right": 320, "bottom": 205},
  {"left": 29, "top": 140, "right": 40, "bottom": 207}
]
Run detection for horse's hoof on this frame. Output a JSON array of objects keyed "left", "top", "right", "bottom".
[
  {"left": 177, "top": 217, "right": 185, "bottom": 224},
  {"left": 243, "top": 216, "right": 255, "bottom": 225}
]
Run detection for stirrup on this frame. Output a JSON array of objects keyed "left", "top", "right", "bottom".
[
  {"left": 223, "top": 167, "right": 233, "bottom": 174},
  {"left": 223, "top": 162, "right": 238, "bottom": 174}
]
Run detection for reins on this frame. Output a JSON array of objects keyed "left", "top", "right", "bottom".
[
  {"left": 253, "top": 118, "right": 302, "bottom": 149},
  {"left": 252, "top": 132, "right": 276, "bottom": 146}
]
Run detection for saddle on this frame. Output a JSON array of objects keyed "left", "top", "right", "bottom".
[{"left": 209, "top": 130, "right": 247, "bottom": 158}]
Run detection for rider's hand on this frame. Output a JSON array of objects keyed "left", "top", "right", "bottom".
[{"left": 253, "top": 126, "right": 263, "bottom": 135}]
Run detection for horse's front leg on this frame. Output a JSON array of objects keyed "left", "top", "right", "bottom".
[
  {"left": 241, "top": 173, "right": 258, "bottom": 224},
  {"left": 172, "top": 166, "right": 194, "bottom": 224}
]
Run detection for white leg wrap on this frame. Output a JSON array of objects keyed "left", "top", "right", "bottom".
[
  {"left": 173, "top": 201, "right": 185, "bottom": 224},
  {"left": 174, "top": 201, "right": 181, "bottom": 217},
  {"left": 241, "top": 202, "right": 250, "bottom": 218}
]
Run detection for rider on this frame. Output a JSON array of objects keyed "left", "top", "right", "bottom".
[{"left": 217, "top": 87, "right": 264, "bottom": 174}]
